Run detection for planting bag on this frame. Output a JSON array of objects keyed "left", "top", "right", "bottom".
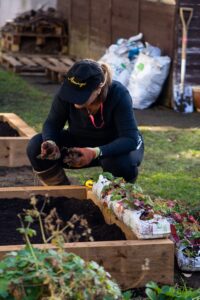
[
  {"left": 128, "top": 53, "right": 171, "bottom": 109},
  {"left": 176, "top": 242, "right": 200, "bottom": 272},
  {"left": 93, "top": 175, "right": 170, "bottom": 239}
]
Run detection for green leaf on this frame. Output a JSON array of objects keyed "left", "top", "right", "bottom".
[
  {"left": 26, "top": 229, "right": 37, "bottom": 237},
  {"left": 146, "top": 281, "right": 159, "bottom": 290},
  {"left": 25, "top": 215, "right": 34, "bottom": 223},
  {"left": 17, "top": 228, "right": 26, "bottom": 234},
  {"left": 146, "top": 288, "right": 158, "bottom": 300},
  {"left": 0, "top": 281, "right": 9, "bottom": 297},
  {"left": 122, "top": 290, "right": 132, "bottom": 300}
]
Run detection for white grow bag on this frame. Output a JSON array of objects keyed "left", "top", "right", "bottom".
[
  {"left": 176, "top": 242, "right": 200, "bottom": 272},
  {"left": 92, "top": 176, "right": 171, "bottom": 239}
]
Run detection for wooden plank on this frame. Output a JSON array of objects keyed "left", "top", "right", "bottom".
[
  {"left": 0, "top": 239, "right": 174, "bottom": 289},
  {"left": 31, "top": 56, "right": 50, "bottom": 67},
  {"left": 89, "top": 0, "right": 112, "bottom": 58},
  {"left": 87, "top": 191, "right": 137, "bottom": 240},
  {"left": 1, "top": 53, "right": 22, "bottom": 67},
  {"left": 111, "top": 0, "right": 140, "bottom": 42},
  {"left": 0, "top": 186, "right": 87, "bottom": 200},
  {"left": 140, "top": 0, "right": 176, "bottom": 57},
  {"left": 0, "top": 113, "right": 36, "bottom": 137},
  {"left": 0, "top": 137, "right": 30, "bottom": 167},
  {"left": 59, "top": 57, "right": 74, "bottom": 66},
  {"left": 46, "top": 57, "right": 65, "bottom": 67},
  {"left": 69, "top": 0, "right": 90, "bottom": 57},
  {"left": 17, "top": 56, "right": 38, "bottom": 67},
  {"left": 45, "top": 64, "right": 68, "bottom": 82},
  {"left": 0, "top": 113, "right": 36, "bottom": 167}
]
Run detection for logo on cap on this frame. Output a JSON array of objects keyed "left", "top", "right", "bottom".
[{"left": 68, "top": 76, "right": 87, "bottom": 88}]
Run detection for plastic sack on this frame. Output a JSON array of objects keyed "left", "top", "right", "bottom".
[
  {"left": 99, "top": 51, "right": 132, "bottom": 86},
  {"left": 143, "top": 42, "right": 161, "bottom": 57},
  {"left": 128, "top": 53, "right": 171, "bottom": 109}
]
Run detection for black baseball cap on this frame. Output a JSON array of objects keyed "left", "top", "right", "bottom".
[{"left": 59, "top": 59, "right": 104, "bottom": 105}]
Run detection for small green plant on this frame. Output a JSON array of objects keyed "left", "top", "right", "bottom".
[
  {"left": 0, "top": 195, "right": 130, "bottom": 300},
  {"left": 145, "top": 281, "right": 200, "bottom": 300}
]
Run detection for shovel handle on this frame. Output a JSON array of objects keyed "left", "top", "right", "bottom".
[{"left": 180, "top": 7, "right": 193, "bottom": 31}]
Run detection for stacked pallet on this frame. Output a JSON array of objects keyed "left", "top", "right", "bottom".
[
  {"left": 1, "top": 8, "right": 68, "bottom": 55},
  {"left": 0, "top": 53, "right": 74, "bottom": 81}
]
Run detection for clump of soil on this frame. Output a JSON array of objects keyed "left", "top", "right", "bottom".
[
  {"left": 0, "top": 196, "right": 126, "bottom": 246},
  {"left": 0, "top": 121, "right": 19, "bottom": 136}
]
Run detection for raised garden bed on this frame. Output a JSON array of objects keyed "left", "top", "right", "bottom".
[
  {"left": 0, "top": 113, "right": 36, "bottom": 167},
  {"left": 0, "top": 186, "right": 174, "bottom": 290}
]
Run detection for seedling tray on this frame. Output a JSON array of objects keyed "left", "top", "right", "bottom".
[
  {"left": 0, "top": 113, "right": 36, "bottom": 166},
  {"left": 0, "top": 186, "right": 174, "bottom": 289}
]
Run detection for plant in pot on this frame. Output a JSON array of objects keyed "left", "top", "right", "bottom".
[{"left": 0, "top": 195, "right": 130, "bottom": 300}]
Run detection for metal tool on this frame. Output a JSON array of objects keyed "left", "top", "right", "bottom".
[{"left": 173, "top": 7, "right": 193, "bottom": 113}]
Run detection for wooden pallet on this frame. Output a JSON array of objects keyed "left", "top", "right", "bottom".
[
  {"left": 0, "top": 113, "right": 36, "bottom": 167},
  {"left": 1, "top": 32, "right": 68, "bottom": 54},
  {"left": 0, "top": 53, "right": 74, "bottom": 77},
  {"left": 45, "top": 56, "right": 74, "bottom": 82},
  {"left": 0, "top": 186, "right": 174, "bottom": 289}
]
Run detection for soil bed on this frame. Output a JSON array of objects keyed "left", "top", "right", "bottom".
[
  {"left": 0, "top": 121, "right": 19, "bottom": 136},
  {"left": 0, "top": 196, "right": 126, "bottom": 245},
  {"left": 0, "top": 167, "right": 40, "bottom": 187}
]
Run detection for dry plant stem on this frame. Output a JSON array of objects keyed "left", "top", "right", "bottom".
[
  {"left": 18, "top": 214, "right": 39, "bottom": 270},
  {"left": 46, "top": 223, "right": 70, "bottom": 243},
  {"left": 33, "top": 202, "right": 48, "bottom": 244}
]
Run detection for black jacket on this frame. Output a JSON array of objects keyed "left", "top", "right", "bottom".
[{"left": 42, "top": 80, "right": 142, "bottom": 157}]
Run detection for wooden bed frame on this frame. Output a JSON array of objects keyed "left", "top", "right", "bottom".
[
  {"left": 0, "top": 186, "right": 174, "bottom": 289},
  {"left": 0, "top": 113, "right": 36, "bottom": 166}
]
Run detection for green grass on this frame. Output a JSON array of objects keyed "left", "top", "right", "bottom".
[
  {"left": 137, "top": 129, "right": 200, "bottom": 205},
  {"left": 0, "top": 69, "right": 52, "bottom": 132},
  {"left": 0, "top": 69, "right": 200, "bottom": 205}
]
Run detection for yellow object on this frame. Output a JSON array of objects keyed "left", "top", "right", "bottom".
[{"left": 85, "top": 179, "right": 94, "bottom": 189}]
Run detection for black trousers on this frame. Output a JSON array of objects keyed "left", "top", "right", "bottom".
[{"left": 27, "top": 130, "right": 144, "bottom": 182}]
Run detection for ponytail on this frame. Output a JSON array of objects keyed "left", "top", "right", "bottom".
[{"left": 99, "top": 62, "right": 112, "bottom": 101}]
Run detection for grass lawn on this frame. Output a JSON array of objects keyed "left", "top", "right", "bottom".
[{"left": 0, "top": 69, "right": 199, "bottom": 206}]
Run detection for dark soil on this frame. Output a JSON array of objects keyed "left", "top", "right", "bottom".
[
  {"left": 0, "top": 196, "right": 126, "bottom": 246},
  {"left": 0, "top": 167, "right": 40, "bottom": 187},
  {"left": 0, "top": 121, "right": 19, "bottom": 136}
]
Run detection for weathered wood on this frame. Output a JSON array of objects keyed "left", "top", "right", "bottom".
[
  {"left": 0, "top": 186, "right": 87, "bottom": 199},
  {"left": 59, "top": 57, "right": 74, "bottom": 66},
  {"left": 111, "top": 0, "right": 140, "bottom": 42},
  {"left": 45, "top": 65, "right": 68, "bottom": 82},
  {"left": 18, "top": 56, "right": 38, "bottom": 67},
  {"left": 89, "top": 0, "right": 112, "bottom": 58},
  {"left": 140, "top": 0, "right": 176, "bottom": 57},
  {"left": 31, "top": 56, "right": 53, "bottom": 67},
  {"left": 0, "top": 113, "right": 36, "bottom": 167},
  {"left": 0, "top": 239, "right": 174, "bottom": 289},
  {"left": 0, "top": 113, "right": 36, "bottom": 137},
  {"left": 0, "top": 137, "right": 30, "bottom": 167}
]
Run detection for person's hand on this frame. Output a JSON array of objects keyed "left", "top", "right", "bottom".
[
  {"left": 40, "top": 140, "right": 61, "bottom": 160},
  {"left": 63, "top": 147, "right": 100, "bottom": 168}
]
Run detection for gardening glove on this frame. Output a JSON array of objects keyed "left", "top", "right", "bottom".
[
  {"left": 63, "top": 147, "right": 100, "bottom": 168},
  {"left": 39, "top": 140, "right": 61, "bottom": 160}
]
